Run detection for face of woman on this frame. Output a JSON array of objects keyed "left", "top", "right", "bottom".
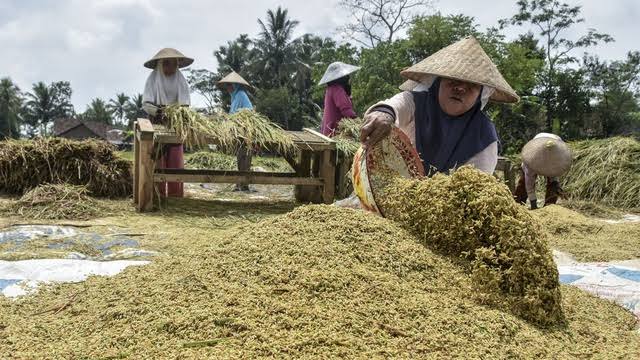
[
  {"left": 162, "top": 58, "right": 178, "bottom": 76},
  {"left": 226, "top": 84, "right": 235, "bottom": 94},
  {"left": 438, "top": 78, "right": 482, "bottom": 116}
]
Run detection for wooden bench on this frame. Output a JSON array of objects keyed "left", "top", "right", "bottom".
[{"left": 133, "top": 118, "right": 336, "bottom": 212}]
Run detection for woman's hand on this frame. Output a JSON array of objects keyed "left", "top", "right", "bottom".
[{"left": 360, "top": 111, "right": 394, "bottom": 148}]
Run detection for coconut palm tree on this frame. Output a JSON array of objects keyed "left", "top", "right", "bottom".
[
  {"left": 0, "top": 78, "right": 23, "bottom": 139},
  {"left": 23, "top": 82, "right": 54, "bottom": 136},
  {"left": 125, "top": 94, "right": 145, "bottom": 130},
  {"left": 83, "top": 98, "right": 113, "bottom": 125},
  {"left": 23, "top": 81, "right": 74, "bottom": 136},
  {"left": 256, "top": 7, "right": 299, "bottom": 87},
  {"left": 108, "top": 93, "right": 130, "bottom": 126}
]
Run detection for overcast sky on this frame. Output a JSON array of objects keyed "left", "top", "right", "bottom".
[{"left": 2, "top": 0, "right": 638, "bottom": 110}]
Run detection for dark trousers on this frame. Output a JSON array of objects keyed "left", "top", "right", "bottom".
[
  {"left": 236, "top": 144, "right": 253, "bottom": 190},
  {"left": 514, "top": 168, "right": 560, "bottom": 206}
]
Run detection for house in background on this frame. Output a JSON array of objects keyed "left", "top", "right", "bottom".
[{"left": 53, "top": 118, "right": 130, "bottom": 149}]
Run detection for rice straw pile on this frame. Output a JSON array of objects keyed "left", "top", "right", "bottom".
[
  {"left": 561, "top": 136, "right": 640, "bottom": 210},
  {"left": 0, "top": 138, "right": 132, "bottom": 197},
  {"left": 377, "top": 166, "right": 564, "bottom": 326},
  {"left": 7, "top": 184, "right": 103, "bottom": 220},
  {"left": 163, "top": 106, "right": 295, "bottom": 155}
]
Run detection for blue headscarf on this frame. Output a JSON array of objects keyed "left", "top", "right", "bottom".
[
  {"left": 229, "top": 84, "right": 253, "bottom": 114},
  {"left": 412, "top": 78, "right": 497, "bottom": 175}
]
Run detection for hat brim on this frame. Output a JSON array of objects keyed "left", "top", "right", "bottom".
[{"left": 144, "top": 57, "right": 194, "bottom": 69}]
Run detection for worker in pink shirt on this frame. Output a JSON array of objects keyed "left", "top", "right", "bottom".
[{"left": 318, "top": 62, "right": 360, "bottom": 137}]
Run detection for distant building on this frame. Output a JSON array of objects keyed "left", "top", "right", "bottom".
[{"left": 53, "top": 118, "right": 130, "bottom": 149}]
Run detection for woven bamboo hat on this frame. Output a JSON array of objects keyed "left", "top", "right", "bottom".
[
  {"left": 399, "top": 37, "right": 519, "bottom": 103},
  {"left": 217, "top": 71, "right": 252, "bottom": 88},
  {"left": 521, "top": 137, "right": 572, "bottom": 177},
  {"left": 144, "top": 48, "right": 194, "bottom": 69},
  {"left": 319, "top": 62, "right": 361, "bottom": 85}
]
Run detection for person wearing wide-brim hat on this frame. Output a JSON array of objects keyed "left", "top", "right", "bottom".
[
  {"left": 318, "top": 62, "right": 360, "bottom": 137},
  {"left": 360, "top": 36, "right": 519, "bottom": 175},
  {"left": 217, "top": 71, "right": 255, "bottom": 191},
  {"left": 142, "top": 48, "right": 193, "bottom": 198},
  {"left": 514, "top": 133, "right": 572, "bottom": 209}
]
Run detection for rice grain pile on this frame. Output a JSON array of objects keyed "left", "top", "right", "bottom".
[
  {"left": 0, "top": 205, "right": 638, "bottom": 358},
  {"left": 5, "top": 184, "right": 103, "bottom": 220},
  {"left": 377, "top": 166, "right": 564, "bottom": 326},
  {"left": 533, "top": 204, "right": 640, "bottom": 262},
  {"left": 0, "top": 138, "right": 132, "bottom": 197},
  {"left": 561, "top": 136, "right": 639, "bottom": 210}
]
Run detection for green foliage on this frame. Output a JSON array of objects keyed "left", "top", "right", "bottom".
[
  {"left": 107, "top": 93, "right": 130, "bottom": 127},
  {"left": 81, "top": 98, "right": 113, "bottom": 125},
  {"left": 0, "top": 78, "right": 22, "bottom": 139},
  {"left": 22, "top": 81, "right": 74, "bottom": 137},
  {"left": 406, "top": 13, "right": 480, "bottom": 62},
  {"left": 502, "top": 0, "right": 614, "bottom": 132},
  {"left": 351, "top": 40, "right": 411, "bottom": 112}
]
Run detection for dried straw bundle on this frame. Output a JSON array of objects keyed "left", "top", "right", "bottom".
[
  {"left": 0, "top": 138, "right": 131, "bottom": 197},
  {"left": 561, "top": 137, "right": 640, "bottom": 210},
  {"left": 9, "top": 184, "right": 103, "bottom": 220},
  {"left": 163, "top": 106, "right": 295, "bottom": 155}
]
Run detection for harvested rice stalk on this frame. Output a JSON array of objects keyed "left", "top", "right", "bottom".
[
  {"left": 377, "top": 166, "right": 564, "bottom": 327},
  {"left": 0, "top": 138, "right": 131, "bottom": 197},
  {"left": 562, "top": 137, "right": 640, "bottom": 210},
  {"left": 336, "top": 117, "right": 363, "bottom": 140},
  {"left": 334, "top": 117, "right": 363, "bottom": 159},
  {"left": 163, "top": 105, "right": 295, "bottom": 155},
  {"left": 185, "top": 151, "right": 236, "bottom": 170},
  {"left": 8, "top": 184, "right": 104, "bottom": 220}
]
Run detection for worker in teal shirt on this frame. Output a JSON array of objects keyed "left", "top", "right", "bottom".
[{"left": 218, "top": 71, "right": 254, "bottom": 191}]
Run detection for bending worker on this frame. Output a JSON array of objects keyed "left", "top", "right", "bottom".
[
  {"left": 142, "top": 47, "right": 193, "bottom": 198},
  {"left": 217, "top": 71, "right": 254, "bottom": 192},
  {"left": 319, "top": 62, "right": 360, "bottom": 137},
  {"left": 514, "top": 133, "right": 572, "bottom": 209},
  {"left": 360, "top": 37, "right": 519, "bottom": 175}
]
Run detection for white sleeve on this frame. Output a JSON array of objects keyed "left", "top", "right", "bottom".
[
  {"left": 465, "top": 141, "right": 498, "bottom": 174},
  {"left": 365, "top": 91, "right": 416, "bottom": 145}
]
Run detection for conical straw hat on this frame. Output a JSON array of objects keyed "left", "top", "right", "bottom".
[
  {"left": 400, "top": 37, "right": 519, "bottom": 103},
  {"left": 521, "top": 137, "right": 572, "bottom": 177},
  {"left": 318, "top": 62, "right": 361, "bottom": 85},
  {"left": 217, "top": 71, "right": 252, "bottom": 88},
  {"left": 144, "top": 48, "right": 194, "bottom": 69}
]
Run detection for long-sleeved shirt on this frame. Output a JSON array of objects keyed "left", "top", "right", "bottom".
[
  {"left": 366, "top": 91, "right": 498, "bottom": 174},
  {"left": 522, "top": 133, "right": 562, "bottom": 201},
  {"left": 321, "top": 84, "right": 357, "bottom": 136},
  {"left": 230, "top": 85, "right": 253, "bottom": 114}
]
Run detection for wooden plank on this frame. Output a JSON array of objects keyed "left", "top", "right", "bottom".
[
  {"left": 154, "top": 133, "right": 181, "bottom": 144},
  {"left": 319, "top": 149, "right": 336, "bottom": 204},
  {"left": 154, "top": 172, "right": 323, "bottom": 186},
  {"left": 133, "top": 121, "right": 140, "bottom": 204},
  {"left": 137, "top": 118, "right": 154, "bottom": 140},
  {"left": 294, "top": 150, "right": 314, "bottom": 202},
  {"left": 137, "top": 137, "right": 155, "bottom": 212},
  {"left": 303, "top": 128, "right": 336, "bottom": 144}
]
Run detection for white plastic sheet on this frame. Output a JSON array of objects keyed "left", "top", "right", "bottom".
[
  {"left": 0, "top": 259, "right": 149, "bottom": 297},
  {"left": 555, "top": 251, "right": 640, "bottom": 320}
]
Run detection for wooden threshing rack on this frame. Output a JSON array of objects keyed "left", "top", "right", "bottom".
[{"left": 133, "top": 118, "right": 336, "bottom": 212}]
